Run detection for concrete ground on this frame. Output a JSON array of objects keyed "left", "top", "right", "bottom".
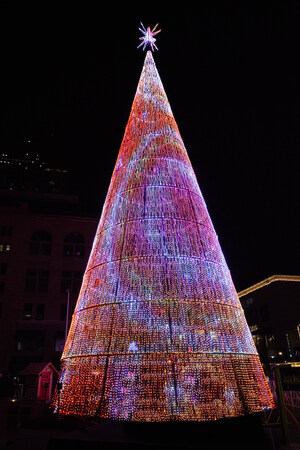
[{"left": 1, "top": 413, "right": 300, "bottom": 450}]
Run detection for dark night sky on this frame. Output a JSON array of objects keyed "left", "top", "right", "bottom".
[{"left": 1, "top": 3, "right": 299, "bottom": 291}]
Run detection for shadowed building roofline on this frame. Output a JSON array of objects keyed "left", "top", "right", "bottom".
[{"left": 238, "top": 275, "right": 300, "bottom": 298}]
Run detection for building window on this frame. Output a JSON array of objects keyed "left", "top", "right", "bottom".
[
  {"left": 63, "top": 233, "right": 85, "bottom": 257},
  {"left": 7, "top": 409, "right": 18, "bottom": 430},
  {"left": 266, "top": 334, "right": 275, "bottom": 351},
  {"left": 0, "top": 282, "right": 4, "bottom": 294},
  {"left": 29, "top": 230, "right": 52, "bottom": 256},
  {"left": 25, "top": 269, "right": 49, "bottom": 293},
  {"left": 243, "top": 297, "right": 253, "bottom": 307},
  {"left": 0, "top": 302, "right": 2, "bottom": 317},
  {"left": 260, "top": 304, "right": 270, "bottom": 322},
  {"left": 1, "top": 225, "right": 13, "bottom": 236},
  {"left": 16, "top": 330, "right": 44, "bottom": 352},
  {"left": 55, "top": 331, "right": 65, "bottom": 351},
  {"left": 61, "top": 271, "right": 83, "bottom": 295},
  {"left": 36, "top": 303, "right": 45, "bottom": 320},
  {"left": 252, "top": 334, "right": 263, "bottom": 348},
  {"left": 60, "top": 303, "right": 67, "bottom": 321},
  {"left": 245, "top": 308, "right": 258, "bottom": 327},
  {"left": 23, "top": 303, "right": 33, "bottom": 320},
  {"left": 0, "top": 244, "right": 11, "bottom": 253},
  {"left": 0, "top": 263, "right": 8, "bottom": 274}
]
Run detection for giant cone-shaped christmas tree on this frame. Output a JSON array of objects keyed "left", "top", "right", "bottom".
[{"left": 52, "top": 41, "right": 274, "bottom": 421}]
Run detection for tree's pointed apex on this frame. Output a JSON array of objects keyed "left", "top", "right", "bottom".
[{"left": 115, "top": 45, "right": 183, "bottom": 172}]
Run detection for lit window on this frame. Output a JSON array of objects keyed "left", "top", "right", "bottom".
[
  {"left": 23, "top": 303, "right": 33, "bottom": 320},
  {"left": 0, "top": 244, "right": 10, "bottom": 252}
]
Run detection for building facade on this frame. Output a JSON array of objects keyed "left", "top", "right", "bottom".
[
  {"left": 0, "top": 200, "right": 98, "bottom": 375},
  {"left": 238, "top": 275, "right": 300, "bottom": 374}
]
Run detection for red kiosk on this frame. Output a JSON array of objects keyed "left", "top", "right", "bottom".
[{"left": 19, "top": 362, "right": 58, "bottom": 403}]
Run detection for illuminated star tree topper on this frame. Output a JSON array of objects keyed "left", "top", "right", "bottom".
[{"left": 137, "top": 22, "right": 161, "bottom": 51}]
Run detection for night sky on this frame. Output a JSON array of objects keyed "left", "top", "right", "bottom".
[{"left": 1, "top": 3, "right": 299, "bottom": 291}]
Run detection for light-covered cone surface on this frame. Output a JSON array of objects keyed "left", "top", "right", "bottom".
[{"left": 52, "top": 51, "right": 274, "bottom": 421}]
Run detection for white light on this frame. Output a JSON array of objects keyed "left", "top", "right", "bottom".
[
  {"left": 129, "top": 342, "right": 138, "bottom": 351},
  {"left": 137, "top": 22, "right": 161, "bottom": 52}
]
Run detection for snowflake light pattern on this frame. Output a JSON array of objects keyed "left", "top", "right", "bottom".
[{"left": 137, "top": 22, "right": 161, "bottom": 51}]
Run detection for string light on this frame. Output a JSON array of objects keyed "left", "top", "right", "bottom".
[{"left": 52, "top": 50, "right": 274, "bottom": 421}]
